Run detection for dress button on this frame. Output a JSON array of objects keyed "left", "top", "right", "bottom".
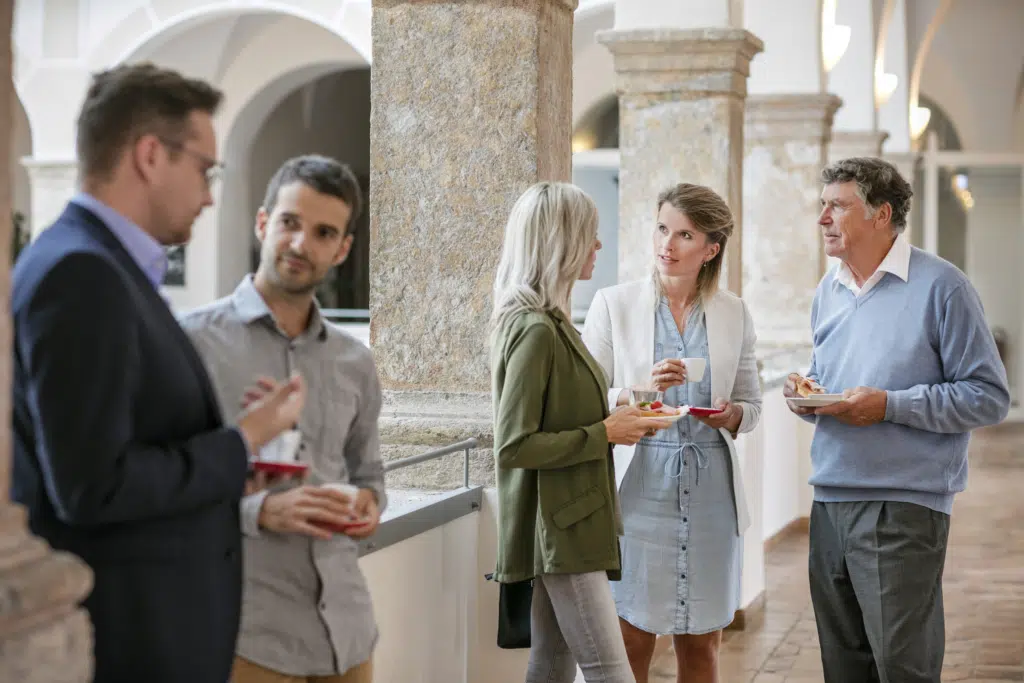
[
  {"left": 683, "top": 489, "right": 690, "bottom": 495},
  {"left": 683, "top": 517, "right": 688, "bottom": 522},
  {"left": 681, "top": 545, "right": 687, "bottom": 551},
  {"left": 681, "top": 573, "right": 686, "bottom": 579},
  {"left": 319, "top": 601, "right": 327, "bottom": 610}
]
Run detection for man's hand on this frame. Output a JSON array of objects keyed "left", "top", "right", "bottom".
[
  {"left": 244, "top": 470, "right": 301, "bottom": 496},
  {"left": 258, "top": 486, "right": 356, "bottom": 540},
  {"left": 236, "top": 374, "right": 306, "bottom": 451},
  {"left": 813, "top": 386, "right": 888, "bottom": 426},
  {"left": 343, "top": 489, "right": 381, "bottom": 539},
  {"left": 784, "top": 373, "right": 816, "bottom": 417}
]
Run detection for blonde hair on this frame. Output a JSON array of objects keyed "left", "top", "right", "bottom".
[
  {"left": 492, "top": 182, "right": 599, "bottom": 336},
  {"left": 653, "top": 183, "right": 734, "bottom": 300}
]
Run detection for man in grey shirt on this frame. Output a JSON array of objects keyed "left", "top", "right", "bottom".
[{"left": 180, "top": 155, "right": 384, "bottom": 683}]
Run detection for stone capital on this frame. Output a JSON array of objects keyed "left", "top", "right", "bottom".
[
  {"left": 374, "top": 0, "right": 578, "bottom": 9},
  {"left": 597, "top": 28, "right": 765, "bottom": 97},
  {"left": 744, "top": 93, "right": 843, "bottom": 143},
  {"left": 829, "top": 130, "right": 890, "bottom": 161},
  {"left": 21, "top": 158, "right": 78, "bottom": 186}
]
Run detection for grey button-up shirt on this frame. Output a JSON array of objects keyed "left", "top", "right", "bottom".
[{"left": 179, "top": 276, "right": 385, "bottom": 677}]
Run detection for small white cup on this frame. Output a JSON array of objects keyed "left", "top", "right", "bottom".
[
  {"left": 322, "top": 482, "right": 359, "bottom": 499},
  {"left": 259, "top": 429, "right": 302, "bottom": 463},
  {"left": 680, "top": 357, "right": 707, "bottom": 382}
]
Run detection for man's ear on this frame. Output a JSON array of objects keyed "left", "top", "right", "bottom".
[
  {"left": 333, "top": 233, "right": 355, "bottom": 267},
  {"left": 874, "top": 201, "right": 893, "bottom": 228},
  {"left": 255, "top": 207, "right": 269, "bottom": 242}
]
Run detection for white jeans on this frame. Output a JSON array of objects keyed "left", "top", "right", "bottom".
[{"left": 526, "top": 572, "right": 635, "bottom": 683}]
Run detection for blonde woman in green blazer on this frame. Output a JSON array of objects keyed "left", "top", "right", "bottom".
[{"left": 491, "top": 182, "right": 669, "bottom": 683}]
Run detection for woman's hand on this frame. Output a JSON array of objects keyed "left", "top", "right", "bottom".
[
  {"left": 604, "top": 406, "right": 671, "bottom": 445},
  {"left": 650, "top": 359, "right": 687, "bottom": 392},
  {"left": 692, "top": 398, "right": 743, "bottom": 435}
]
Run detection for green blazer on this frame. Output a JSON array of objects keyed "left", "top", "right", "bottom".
[{"left": 491, "top": 308, "right": 621, "bottom": 583}]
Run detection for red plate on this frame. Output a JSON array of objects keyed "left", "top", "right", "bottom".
[
  {"left": 250, "top": 459, "right": 309, "bottom": 476},
  {"left": 687, "top": 406, "right": 725, "bottom": 418},
  {"left": 317, "top": 519, "right": 373, "bottom": 534}
]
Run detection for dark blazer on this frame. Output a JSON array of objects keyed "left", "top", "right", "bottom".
[{"left": 11, "top": 202, "right": 249, "bottom": 683}]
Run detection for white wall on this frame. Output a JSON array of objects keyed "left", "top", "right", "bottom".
[
  {"left": 965, "top": 168, "right": 1023, "bottom": 399},
  {"left": 761, "top": 388, "right": 815, "bottom": 540}
]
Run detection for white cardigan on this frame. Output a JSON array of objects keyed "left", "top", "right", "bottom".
[{"left": 581, "top": 278, "right": 762, "bottom": 533}]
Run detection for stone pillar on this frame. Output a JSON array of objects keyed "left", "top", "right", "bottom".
[
  {"left": 369, "top": 0, "right": 576, "bottom": 484},
  {"left": 599, "top": 29, "right": 764, "bottom": 294},
  {"left": 829, "top": 130, "right": 889, "bottom": 163},
  {"left": 742, "top": 94, "right": 842, "bottom": 347},
  {"left": 22, "top": 159, "right": 78, "bottom": 239},
  {"left": 0, "top": 4, "right": 95, "bottom": 680}
]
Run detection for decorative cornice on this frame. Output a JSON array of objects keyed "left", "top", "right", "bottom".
[
  {"left": 597, "top": 28, "right": 765, "bottom": 98},
  {"left": 829, "top": 130, "right": 890, "bottom": 157},
  {"left": 375, "top": 0, "right": 577, "bottom": 10},
  {"left": 744, "top": 93, "right": 844, "bottom": 143}
]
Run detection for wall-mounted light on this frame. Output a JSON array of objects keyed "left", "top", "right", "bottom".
[
  {"left": 822, "top": 0, "right": 851, "bottom": 73},
  {"left": 951, "top": 173, "right": 973, "bottom": 210},
  {"left": 571, "top": 132, "right": 596, "bottom": 153},
  {"left": 910, "top": 105, "right": 932, "bottom": 139},
  {"left": 875, "top": 72, "right": 898, "bottom": 107}
]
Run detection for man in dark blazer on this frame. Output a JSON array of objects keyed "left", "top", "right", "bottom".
[{"left": 11, "top": 63, "right": 306, "bottom": 683}]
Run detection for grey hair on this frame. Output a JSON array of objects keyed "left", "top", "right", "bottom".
[
  {"left": 492, "top": 182, "right": 599, "bottom": 336},
  {"left": 820, "top": 157, "right": 914, "bottom": 233}
]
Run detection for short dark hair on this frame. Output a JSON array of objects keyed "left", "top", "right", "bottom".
[
  {"left": 820, "top": 157, "right": 914, "bottom": 233},
  {"left": 262, "top": 155, "right": 363, "bottom": 234},
  {"left": 76, "top": 62, "right": 223, "bottom": 180}
]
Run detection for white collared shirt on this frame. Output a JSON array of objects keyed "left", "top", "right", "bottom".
[{"left": 833, "top": 234, "right": 911, "bottom": 297}]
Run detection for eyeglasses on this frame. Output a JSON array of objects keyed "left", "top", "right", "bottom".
[{"left": 158, "top": 137, "right": 225, "bottom": 187}]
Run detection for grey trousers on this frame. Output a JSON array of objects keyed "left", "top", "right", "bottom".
[
  {"left": 526, "top": 572, "right": 635, "bottom": 683},
  {"left": 809, "top": 501, "right": 950, "bottom": 683}
]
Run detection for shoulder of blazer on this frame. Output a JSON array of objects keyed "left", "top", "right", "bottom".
[
  {"left": 598, "top": 278, "right": 650, "bottom": 304},
  {"left": 706, "top": 288, "right": 747, "bottom": 318},
  {"left": 497, "top": 310, "right": 559, "bottom": 355}
]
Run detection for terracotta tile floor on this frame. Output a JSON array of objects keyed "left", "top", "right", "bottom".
[{"left": 650, "top": 423, "right": 1024, "bottom": 683}]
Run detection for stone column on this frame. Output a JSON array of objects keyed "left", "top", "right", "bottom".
[
  {"left": 369, "top": 0, "right": 576, "bottom": 485},
  {"left": 22, "top": 158, "right": 78, "bottom": 239},
  {"left": 599, "top": 29, "right": 764, "bottom": 294},
  {"left": 829, "top": 130, "right": 889, "bottom": 163},
  {"left": 0, "top": 4, "right": 94, "bottom": 680},
  {"left": 742, "top": 94, "right": 842, "bottom": 347}
]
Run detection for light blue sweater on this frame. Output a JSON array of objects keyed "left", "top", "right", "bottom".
[{"left": 807, "top": 247, "right": 1010, "bottom": 514}]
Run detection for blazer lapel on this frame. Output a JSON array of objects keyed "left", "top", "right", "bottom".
[{"left": 556, "top": 313, "right": 610, "bottom": 418}]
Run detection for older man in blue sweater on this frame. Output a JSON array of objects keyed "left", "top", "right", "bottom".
[{"left": 784, "top": 157, "right": 1010, "bottom": 683}]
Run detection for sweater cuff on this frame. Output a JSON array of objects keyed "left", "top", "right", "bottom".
[
  {"left": 240, "top": 490, "right": 270, "bottom": 538},
  {"left": 884, "top": 390, "right": 904, "bottom": 423}
]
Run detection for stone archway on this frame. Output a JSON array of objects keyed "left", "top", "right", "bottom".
[{"left": 95, "top": 7, "right": 370, "bottom": 311}]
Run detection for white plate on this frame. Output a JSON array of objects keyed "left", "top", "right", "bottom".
[
  {"left": 639, "top": 406, "right": 689, "bottom": 425},
  {"left": 790, "top": 394, "right": 845, "bottom": 408}
]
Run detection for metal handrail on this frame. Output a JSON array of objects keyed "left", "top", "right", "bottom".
[{"left": 383, "top": 437, "right": 478, "bottom": 488}]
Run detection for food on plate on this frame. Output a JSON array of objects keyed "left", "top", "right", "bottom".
[
  {"left": 793, "top": 374, "right": 826, "bottom": 398},
  {"left": 635, "top": 400, "right": 680, "bottom": 418}
]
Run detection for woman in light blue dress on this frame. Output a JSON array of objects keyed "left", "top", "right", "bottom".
[{"left": 582, "top": 183, "right": 762, "bottom": 683}]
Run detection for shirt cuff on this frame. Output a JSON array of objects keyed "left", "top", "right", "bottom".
[
  {"left": 240, "top": 490, "right": 270, "bottom": 538},
  {"left": 884, "top": 390, "right": 902, "bottom": 423}
]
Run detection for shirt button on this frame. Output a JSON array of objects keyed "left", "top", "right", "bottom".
[
  {"left": 683, "top": 517, "right": 688, "bottom": 522},
  {"left": 683, "top": 489, "right": 690, "bottom": 495},
  {"left": 681, "top": 545, "right": 687, "bottom": 551},
  {"left": 681, "top": 573, "right": 686, "bottom": 579}
]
